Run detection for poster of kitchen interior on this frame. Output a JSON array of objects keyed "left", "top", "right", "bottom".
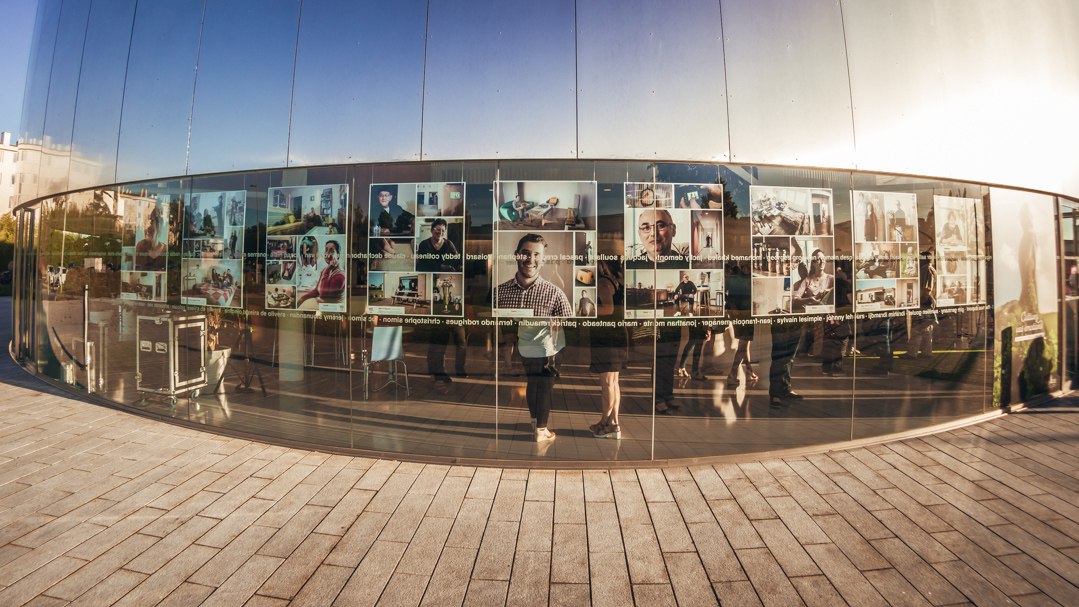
[
  {"left": 181, "top": 190, "right": 246, "bottom": 308},
  {"left": 749, "top": 186, "right": 835, "bottom": 316},
  {"left": 119, "top": 192, "right": 170, "bottom": 302},
  {"left": 265, "top": 184, "right": 348, "bottom": 313},
  {"left": 367, "top": 182, "right": 466, "bottom": 317},
  {"left": 623, "top": 183, "right": 725, "bottom": 319},
  {"left": 933, "top": 195, "right": 987, "bottom": 307},
  {"left": 852, "top": 191, "right": 919, "bottom": 311},
  {"left": 492, "top": 181, "right": 596, "bottom": 318}
]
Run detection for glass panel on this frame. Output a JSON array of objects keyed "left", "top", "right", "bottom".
[
  {"left": 17, "top": 0, "right": 63, "bottom": 203},
  {"left": 58, "top": 190, "right": 123, "bottom": 393},
  {"left": 1061, "top": 199, "right": 1079, "bottom": 390},
  {"left": 116, "top": 0, "right": 204, "bottom": 182},
  {"left": 422, "top": 0, "right": 576, "bottom": 159},
  {"left": 851, "top": 177, "right": 991, "bottom": 438},
  {"left": 576, "top": 0, "right": 729, "bottom": 161},
  {"left": 97, "top": 180, "right": 185, "bottom": 414},
  {"left": 9, "top": 162, "right": 1022, "bottom": 463},
  {"left": 69, "top": 0, "right": 138, "bottom": 190},
  {"left": 353, "top": 163, "right": 492, "bottom": 457},
  {"left": 650, "top": 165, "right": 857, "bottom": 456},
  {"left": 187, "top": 0, "right": 300, "bottom": 174},
  {"left": 288, "top": 0, "right": 426, "bottom": 165},
  {"left": 990, "top": 188, "right": 1058, "bottom": 406},
  {"left": 35, "top": 196, "right": 71, "bottom": 379},
  {"left": 14, "top": 207, "right": 39, "bottom": 364},
  {"left": 39, "top": 0, "right": 93, "bottom": 195},
  {"left": 721, "top": 0, "right": 856, "bottom": 167}
]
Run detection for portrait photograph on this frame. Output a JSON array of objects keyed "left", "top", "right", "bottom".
[
  {"left": 369, "top": 184, "right": 416, "bottom": 237},
  {"left": 415, "top": 217, "right": 464, "bottom": 273},
  {"left": 493, "top": 231, "right": 575, "bottom": 317},
  {"left": 624, "top": 207, "right": 691, "bottom": 269},
  {"left": 295, "top": 235, "right": 347, "bottom": 312}
]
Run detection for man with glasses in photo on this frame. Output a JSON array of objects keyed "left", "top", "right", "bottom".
[{"left": 627, "top": 209, "right": 687, "bottom": 269}]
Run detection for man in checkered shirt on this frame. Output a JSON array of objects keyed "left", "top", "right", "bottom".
[
  {"left": 496, "top": 233, "right": 571, "bottom": 442},
  {"left": 496, "top": 234, "right": 572, "bottom": 316}
]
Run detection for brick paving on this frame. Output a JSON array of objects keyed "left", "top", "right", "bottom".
[{"left": 1, "top": 355, "right": 1078, "bottom": 604}]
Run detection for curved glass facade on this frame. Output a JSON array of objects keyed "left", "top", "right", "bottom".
[{"left": 13, "top": 159, "right": 1067, "bottom": 465}]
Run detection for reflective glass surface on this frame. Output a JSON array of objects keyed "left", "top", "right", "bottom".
[
  {"left": 13, "top": 160, "right": 1047, "bottom": 465},
  {"left": 843, "top": 1, "right": 1079, "bottom": 191},
  {"left": 1062, "top": 199, "right": 1079, "bottom": 391},
  {"left": 17, "top": 0, "right": 63, "bottom": 202},
  {"left": 69, "top": 0, "right": 138, "bottom": 190},
  {"left": 187, "top": 0, "right": 300, "bottom": 174},
  {"left": 989, "top": 188, "right": 1058, "bottom": 408},
  {"left": 422, "top": 0, "right": 577, "bottom": 159},
  {"left": 288, "top": 0, "right": 427, "bottom": 165},
  {"left": 577, "top": 0, "right": 729, "bottom": 161},
  {"left": 116, "top": 0, "right": 204, "bottom": 181},
  {"left": 722, "top": 0, "right": 856, "bottom": 167},
  {"left": 38, "top": 0, "right": 92, "bottom": 195}
]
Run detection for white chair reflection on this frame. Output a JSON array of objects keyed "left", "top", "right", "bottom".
[{"left": 364, "top": 325, "right": 410, "bottom": 399}]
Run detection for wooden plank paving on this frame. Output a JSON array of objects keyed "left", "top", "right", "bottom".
[{"left": 0, "top": 365, "right": 1077, "bottom": 604}]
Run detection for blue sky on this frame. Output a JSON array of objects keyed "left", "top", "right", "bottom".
[{"left": 0, "top": 0, "right": 37, "bottom": 134}]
